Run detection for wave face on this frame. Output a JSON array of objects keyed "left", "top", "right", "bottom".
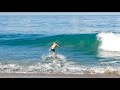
[{"left": 0, "top": 33, "right": 99, "bottom": 50}]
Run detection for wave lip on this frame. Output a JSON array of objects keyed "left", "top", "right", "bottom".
[{"left": 97, "top": 32, "right": 120, "bottom": 52}]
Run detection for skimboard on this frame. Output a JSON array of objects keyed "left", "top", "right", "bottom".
[{"left": 44, "top": 55, "right": 60, "bottom": 60}]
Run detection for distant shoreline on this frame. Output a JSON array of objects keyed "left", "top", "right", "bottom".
[{"left": 0, "top": 73, "right": 120, "bottom": 78}]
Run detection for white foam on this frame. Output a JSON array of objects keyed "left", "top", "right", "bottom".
[
  {"left": 1, "top": 62, "right": 120, "bottom": 75},
  {"left": 97, "top": 32, "right": 120, "bottom": 52},
  {"left": 41, "top": 54, "right": 66, "bottom": 60},
  {"left": 1, "top": 53, "right": 120, "bottom": 74},
  {"left": 100, "top": 61, "right": 120, "bottom": 65},
  {"left": 97, "top": 50, "right": 120, "bottom": 58}
]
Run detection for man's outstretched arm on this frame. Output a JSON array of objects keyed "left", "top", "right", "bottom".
[{"left": 57, "top": 44, "right": 62, "bottom": 48}]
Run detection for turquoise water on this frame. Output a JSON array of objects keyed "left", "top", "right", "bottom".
[{"left": 0, "top": 15, "right": 120, "bottom": 74}]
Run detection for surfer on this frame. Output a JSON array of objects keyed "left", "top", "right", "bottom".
[{"left": 49, "top": 42, "right": 61, "bottom": 58}]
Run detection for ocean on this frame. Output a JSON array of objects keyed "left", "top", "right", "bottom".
[{"left": 0, "top": 15, "right": 120, "bottom": 74}]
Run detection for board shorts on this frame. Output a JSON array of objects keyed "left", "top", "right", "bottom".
[{"left": 51, "top": 49, "right": 55, "bottom": 52}]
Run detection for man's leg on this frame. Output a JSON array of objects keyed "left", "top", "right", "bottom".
[
  {"left": 53, "top": 52, "right": 57, "bottom": 58},
  {"left": 52, "top": 52, "right": 57, "bottom": 58}
]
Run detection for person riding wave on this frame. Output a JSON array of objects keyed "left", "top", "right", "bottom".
[{"left": 49, "top": 42, "right": 62, "bottom": 58}]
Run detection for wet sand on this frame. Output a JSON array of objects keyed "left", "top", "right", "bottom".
[{"left": 0, "top": 73, "right": 120, "bottom": 78}]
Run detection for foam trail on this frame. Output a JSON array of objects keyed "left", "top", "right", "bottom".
[
  {"left": 41, "top": 54, "right": 66, "bottom": 60},
  {"left": 98, "top": 50, "right": 120, "bottom": 58},
  {"left": 97, "top": 32, "right": 120, "bottom": 52}
]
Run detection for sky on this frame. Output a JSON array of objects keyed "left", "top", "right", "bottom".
[{"left": 0, "top": 12, "right": 120, "bottom": 15}]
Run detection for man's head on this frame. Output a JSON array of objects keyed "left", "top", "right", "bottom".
[{"left": 54, "top": 41, "right": 58, "bottom": 44}]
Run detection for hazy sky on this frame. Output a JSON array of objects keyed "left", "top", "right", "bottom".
[{"left": 0, "top": 12, "right": 120, "bottom": 15}]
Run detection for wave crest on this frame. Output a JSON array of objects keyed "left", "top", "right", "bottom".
[{"left": 97, "top": 32, "right": 120, "bottom": 52}]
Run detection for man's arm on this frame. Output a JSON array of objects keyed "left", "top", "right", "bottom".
[{"left": 57, "top": 44, "right": 62, "bottom": 48}]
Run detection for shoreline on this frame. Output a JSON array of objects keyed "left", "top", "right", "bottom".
[{"left": 0, "top": 73, "right": 120, "bottom": 78}]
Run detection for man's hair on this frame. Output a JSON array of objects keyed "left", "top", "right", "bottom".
[{"left": 54, "top": 42, "right": 58, "bottom": 44}]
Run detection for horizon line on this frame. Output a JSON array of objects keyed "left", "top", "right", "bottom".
[{"left": 0, "top": 12, "right": 120, "bottom": 15}]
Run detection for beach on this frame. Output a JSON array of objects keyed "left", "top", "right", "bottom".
[{"left": 0, "top": 73, "right": 120, "bottom": 78}]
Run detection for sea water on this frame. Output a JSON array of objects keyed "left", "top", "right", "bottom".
[{"left": 0, "top": 15, "right": 120, "bottom": 74}]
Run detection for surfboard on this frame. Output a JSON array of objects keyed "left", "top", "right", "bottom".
[{"left": 44, "top": 56, "right": 60, "bottom": 60}]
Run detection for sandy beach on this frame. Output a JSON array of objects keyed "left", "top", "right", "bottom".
[{"left": 0, "top": 73, "right": 120, "bottom": 78}]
